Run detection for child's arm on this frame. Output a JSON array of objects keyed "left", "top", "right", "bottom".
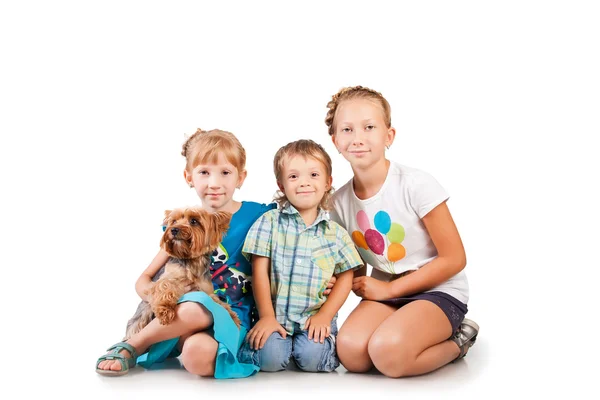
[
  {"left": 305, "top": 269, "right": 354, "bottom": 343},
  {"left": 135, "top": 249, "right": 170, "bottom": 301},
  {"left": 353, "top": 256, "right": 367, "bottom": 277},
  {"left": 389, "top": 201, "right": 466, "bottom": 296},
  {"left": 246, "top": 255, "right": 287, "bottom": 350},
  {"left": 324, "top": 253, "right": 366, "bottom": 294}
]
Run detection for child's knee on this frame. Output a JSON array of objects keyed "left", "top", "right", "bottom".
[
  {"left": 176, "top": 302, "right": 213, "bottom": 327},
  {"left": 239, "top": 332, "right": 291, "bottom": 372},
  {"left": 261, "top": 332, "right": 292, "bottom": 372},
  {"left": 368, "top": 333, "right": 413, "bottom": 377},
  {"left": 260, "top": 353, "right": 290, "bottom": 372},
  {"left": 336, "top": 328, "right": 366, "bottom": 358},
  {"left": 180, "top": 334, "right": 217, "bottom": 376},
  {"left": 292, "top": 334, "right": 339, "bottom": 372}
]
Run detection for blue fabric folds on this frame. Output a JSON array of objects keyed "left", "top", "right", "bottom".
[{"left": 136, "top": 291, "right": 259, "bottom": 379}]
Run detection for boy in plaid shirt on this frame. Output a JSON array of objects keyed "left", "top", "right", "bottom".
[{"left": 239, "top": 139, "right": 363, "bottom": 372}]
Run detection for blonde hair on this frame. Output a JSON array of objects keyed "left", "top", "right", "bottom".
[
  {"left": 181, "top": 128, "right": 246, "bottom": 173},
  {"left": 325, "top": 85, "right": 392, "bottom": 136},
  {"left": 273, "top": 139, "right": 334, "bottom": 210}
]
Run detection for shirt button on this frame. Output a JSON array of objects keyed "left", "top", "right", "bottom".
[{"left": 297, "top": 259, "right": 302, "bottom": 265}]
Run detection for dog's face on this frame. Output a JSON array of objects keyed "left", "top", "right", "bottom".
[{"left": 160, "top": 207, "right": 231, "bottom": 259}]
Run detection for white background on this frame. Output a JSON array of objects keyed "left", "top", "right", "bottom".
[{"left": 1, "top": 1, "right": 598, "bottom": 399}]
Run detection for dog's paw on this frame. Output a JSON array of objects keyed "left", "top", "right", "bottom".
[{"left": 155, "top": 306, "right": 176, "bottom": 325}]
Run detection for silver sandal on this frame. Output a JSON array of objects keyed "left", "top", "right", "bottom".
[{"left": 451, "top": 318, "right": 479, "bottom": 362}]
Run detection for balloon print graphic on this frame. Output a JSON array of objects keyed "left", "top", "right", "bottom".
[{"left": 352, "top": 210, "right": 406, "bottom": 273}]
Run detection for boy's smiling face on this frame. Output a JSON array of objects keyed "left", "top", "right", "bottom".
[{"left": 278, "top": 155, "right": 331, "bottom": 213}]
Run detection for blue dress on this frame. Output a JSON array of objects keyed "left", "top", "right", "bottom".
[{"left": 136, "top": 201, "right": 275, "bottom": 379}]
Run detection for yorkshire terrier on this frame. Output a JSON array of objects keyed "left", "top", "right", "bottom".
[{"left": 124, "top": 207, "right": 241, "bottom": 340}]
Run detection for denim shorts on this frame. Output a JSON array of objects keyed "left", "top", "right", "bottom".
[
  {"left": 238, "top": 318, "right": 339, "bottom": 372},
  {"left": 369, "top": 269, "right": 468, "bottom": 333},
  {"left": 378, "top": 291, "right": 468, "bottom": 333}
]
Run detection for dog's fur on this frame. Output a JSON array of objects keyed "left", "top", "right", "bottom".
[{"left": 124, "top": 207, "right": 241, "bottom": 340}]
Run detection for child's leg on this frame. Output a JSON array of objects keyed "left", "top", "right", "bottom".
[
  {"left": 368, "top": 300, "right": 457, "bottom": 378},
  {"left": 238, "top": 332, "right": 292, "bottom": 372},
  {"left": 291, "top": 319, "right": 340, "bottom": 372},
  {"left": 178, "top": 331, "right": 219, "bottom": 376},
  {"left": 97, "top": 302, "right": 213, "bottom": 372},
  {"left": 336, "top": 300, "right": 397, "bottom": 372}
]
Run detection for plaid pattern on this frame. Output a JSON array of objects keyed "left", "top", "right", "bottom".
[{"left": 243, "top": 204, "right": 363, "bottom": 334}]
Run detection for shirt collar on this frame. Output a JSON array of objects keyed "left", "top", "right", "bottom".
[{"left": 281, "top": 202, "right": 331, "bottom": 229}]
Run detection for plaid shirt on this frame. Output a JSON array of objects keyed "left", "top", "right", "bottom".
[{"left": 242, "top": 204, "right": 363, "bottom": 334}]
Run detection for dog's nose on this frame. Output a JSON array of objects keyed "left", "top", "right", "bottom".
[{"left": 171, "top": 227, "right": 179, "bottom": 236}]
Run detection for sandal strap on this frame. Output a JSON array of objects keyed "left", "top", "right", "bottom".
[
  {"left": 106, "top": 341, "right": 138, "bottom": 361},
  {"left": 453, "top": 336, "right": 476, "bottom": 362},
  {"left": 457, "top": 343, "right": 469, "bottom": 359},
  {"left": 96, "top": 352, "right": 130, "bottom": 370}
]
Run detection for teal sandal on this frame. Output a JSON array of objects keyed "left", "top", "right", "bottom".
[{"left": 96, "top": 342, "right": 138, "bottom": 376}]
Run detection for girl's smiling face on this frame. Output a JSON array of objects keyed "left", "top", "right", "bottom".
[
  {"left": 185, "top": 152, "right": 246, "bottom": 213},
  {"left": 332, "top": 98, "right": 395, "bottom": 170}
]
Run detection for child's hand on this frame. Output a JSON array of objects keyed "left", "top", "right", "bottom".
[
  {"left": 352, "top": 276, "right": 393, "bottom": 300},
  {"left": 323, "top": 275, "right": 337, "bottom": 296},
  {"left": 246, "top": 316, "right": 287, "bottom": 350},
  {"left": 304, "top": 313, "right": 332, "bottom": 343}
]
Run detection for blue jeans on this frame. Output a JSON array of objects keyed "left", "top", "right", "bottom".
[{"left": 238, "top": 319, "right": 339, "bottom": 372}]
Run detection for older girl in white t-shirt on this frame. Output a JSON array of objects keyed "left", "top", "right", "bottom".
[{"left": 326, "top": 86, "right": 479, "bottom": 378}]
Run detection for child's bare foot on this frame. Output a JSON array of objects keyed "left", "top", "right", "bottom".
[
  {"left": 96, "top": 342, "right": 139, "bottom": 376},
  {"left": 97, "top": 349, "right": 131, "bottom": 372}
]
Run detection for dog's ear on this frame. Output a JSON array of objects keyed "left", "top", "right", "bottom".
[
  {"left": 204, "top": 211, "right": 231, "bottom": 248},
  {"left": 198, "top": 210, "right": 231, "bottom": 250},
  {"left": 212, "top": 211, "right": 231, "bottom": 233},
  {"left": 163, "top": 210, "right": 172, "bottom": 227}
]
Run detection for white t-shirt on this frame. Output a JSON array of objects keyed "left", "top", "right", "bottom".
[{"left": 330, "top": 162, "right": 469, "bottom": 304}]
